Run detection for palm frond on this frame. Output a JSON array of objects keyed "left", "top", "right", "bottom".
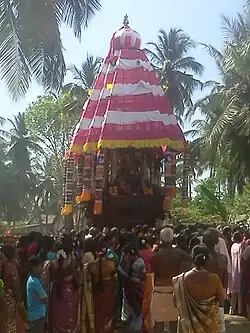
[
  {"left": 221, "top": 14, "right": 248, "bottom": 43},
  {"left": 0, "top": 0, "right": 101, "bottom": 100},
  {"left": 202, "top": 80, "right": 221, "bottom": 90},
  {"left": 59, "top": 0, "right": 101, "bottom": 39},
  {"left": 175, "top": 56, "right": 204, "bottom": 75},
  {"left": 198, "top": 184, "right": 228, "bottom": 221},
  {"left": 184, "top": 129, "right": 199, "bottom": 138},
  {"left": 68, "top": 54, "right": 101, "bottom": 89},
  {"left": 145, "top": 42, "right": 166, "bottom": 64},
  {"left": 208, "top": 101, "right": 238, "bottom": 143},
  {"left": 0, "top": 0, "right": 31, "bottom": 100},
  {"left": 201, "top": 43, "right": 223, "bottom": 62},
  {"left": 19, "top": 0, "right": 66, "bottom": 93}
]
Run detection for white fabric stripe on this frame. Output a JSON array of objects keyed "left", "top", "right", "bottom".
[
  {"left": 78, "top": 110, "right": 177, "bottom": 130},
  {"left": 114, "top": 28, "right": 126, "bottom": 39},
  {"left": 131, "top": 32, "right": 139, "bottom": 48},
  {"left": 114, "top": 29, "right": 140, "bottom": 40},
  {"left": 101, "top": 59, "right": 153, "bottom": 72},
  {"left": 131, "top": 33, "right": 136, "bottom": 47},
  {"left": 120, "top": 30, "right": 126, "bottom": 47},
  {"left": 90, "top": 82, "right": 164, "bottom": 101}
]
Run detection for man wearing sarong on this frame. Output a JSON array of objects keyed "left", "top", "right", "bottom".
[{"left": 152, "top": 227, "right": 192, "bottom": 333}]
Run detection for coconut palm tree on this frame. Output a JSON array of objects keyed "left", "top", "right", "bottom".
[
  {"left": 0, "top": 0, "right": 101, "bottom": 100},
  {"left": 185, "top": 7, "right": 250, "bottom": 184},
  {"left": 62, "top": 54, "right": 102, "bottom": 113},
  {"left": 7, "top": 112, "right": 42, "bottom": 172},
  {"left": 68, "top": 54, "right": 102, "bottom": 89},
  {"left": 145, "top": 29, "right": 204, "bottom": 120},
  {"left": 200, "top": 13, "right": 250, "bottom": 177}
]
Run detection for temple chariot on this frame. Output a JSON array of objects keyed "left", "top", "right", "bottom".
[{"left": 61, "top": 16, "right": 189, "bottom": 229}]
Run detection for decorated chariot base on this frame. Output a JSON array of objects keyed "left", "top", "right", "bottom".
[{"left": 61, "top": 16, "right": 190, "bottom": 227}]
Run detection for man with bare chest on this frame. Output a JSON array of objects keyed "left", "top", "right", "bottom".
[{"left": 152, "top": 227, "right": 192, "bottom": 333}]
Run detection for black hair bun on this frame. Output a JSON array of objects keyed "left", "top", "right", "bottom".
[{"left": 192, "top": 245, "right": 209, "bottom": 268}]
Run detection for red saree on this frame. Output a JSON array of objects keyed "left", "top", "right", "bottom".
[
  {"left": 92, "top": 278, "right": 116, "bottom": 333},
  {"left": 46, "top": 261, "right": 79, "bottom": 333}
]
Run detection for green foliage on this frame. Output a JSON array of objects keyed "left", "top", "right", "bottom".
[
  {"left": 193, "top": 182, "right": 228, "bottom": 221},
  {"left": 0, "top": 50, "right": 102, "bottom": 225},
  {"left": 172, "top": 183, "right": 226, "bottom": 225},
  {"left": 25, "top": 92, "right": 78, "bottom": 162},
  {"left": 0, "top": 92, "right": 78, "bottom": 223},
  {"left": 230, "top": 185, "right": 250, "bottom": 221}
]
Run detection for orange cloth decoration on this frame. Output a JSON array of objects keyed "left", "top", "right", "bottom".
[
  {"left": 81, "top": 190, "right": 92, "bottom": 202},
  {"left": 94, "top": 201, "right": 103, "bottom": 215}
]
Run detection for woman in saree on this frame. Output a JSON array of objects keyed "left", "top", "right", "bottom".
[
  {"left": 0, "top": 244, "right": 26, "bottom": 333},
  {"left": 44, "top": 234, "right": 79, "bottom": 333},
  {"left": 118, "top": 242, "right": 146, "bottom": 333},
  {"left": 172, "top": 245, "right": 225, "bottom": 333},
  {"left": 138, "top": 236, "right": 153, "bottom": 333},
  {"left": 78, "top": 247, "right": 117, "bottom": 333},
  {"left": 77, "top": 236, "right": 96, "bottom": 333}
]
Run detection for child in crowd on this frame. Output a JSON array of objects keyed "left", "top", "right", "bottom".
[{"left": 26, "top": 255, "right": 47, "bottom": 333}]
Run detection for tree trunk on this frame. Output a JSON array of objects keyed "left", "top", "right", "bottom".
[
  {"left": 45, "top": 190, "right": 49, "bottom": 225},
  {"left": 189, "top": 179, "right": 192, "bottom": 201}
]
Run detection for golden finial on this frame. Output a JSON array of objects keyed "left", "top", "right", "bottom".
[{"left": 123, "top": 14, "right": 129, "bottom": 25}]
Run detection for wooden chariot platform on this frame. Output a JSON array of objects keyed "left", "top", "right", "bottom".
[{"left": 87, "top": 193, "right": 165, "bottom": 228}]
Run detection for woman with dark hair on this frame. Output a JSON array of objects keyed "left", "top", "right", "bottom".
[
  {"left": 39, "top": 236, "right": 56, "bottom": 262},
  {"left": 189, "top": 235, "right": 201, "bottom": 250},
  {"left": 138, "top": 236, "right": 153, "bottom": 333},
  {"left": 78, "top": 243, "right": 117, "bottom": 333},
  {"left": 82, "top": 237, "right": 96, "bottom": 264},
  {"left": 172, "top": 245, "right": 225, "bottom": 333},
  {"left": 116, "top": 231, "right": 130, "bottom": 258},
  {"left": 44, "top": 234, "right": 79, "bottom": 333},
  {"left": 175, "top": 233, "right": 190, "bottom": 253},
  {"left": 118, "top": 242, "right": 146, "bottom": 333},
  {"left": 27, "top": 232, "right": 43, "bottom": 257}
]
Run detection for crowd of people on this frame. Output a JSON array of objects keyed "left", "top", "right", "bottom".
[{"left": 0, "top": 222, "right": 250, "bottom": 333}]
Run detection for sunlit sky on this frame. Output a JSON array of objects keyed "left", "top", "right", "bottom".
[{"left": 0, "top": 0, "right": 244, "bottom": 121}]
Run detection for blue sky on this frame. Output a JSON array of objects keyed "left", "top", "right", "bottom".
[{"left": 0, "top": 0, "right": 244, "bottom": 120}]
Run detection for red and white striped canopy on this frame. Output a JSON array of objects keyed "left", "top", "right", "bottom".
[
  {"left": 113, "top": 25, "right": 141, "bottom": 50},
  {"left": 69, "top": 19, "right": 186, "bottom": 154}
]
